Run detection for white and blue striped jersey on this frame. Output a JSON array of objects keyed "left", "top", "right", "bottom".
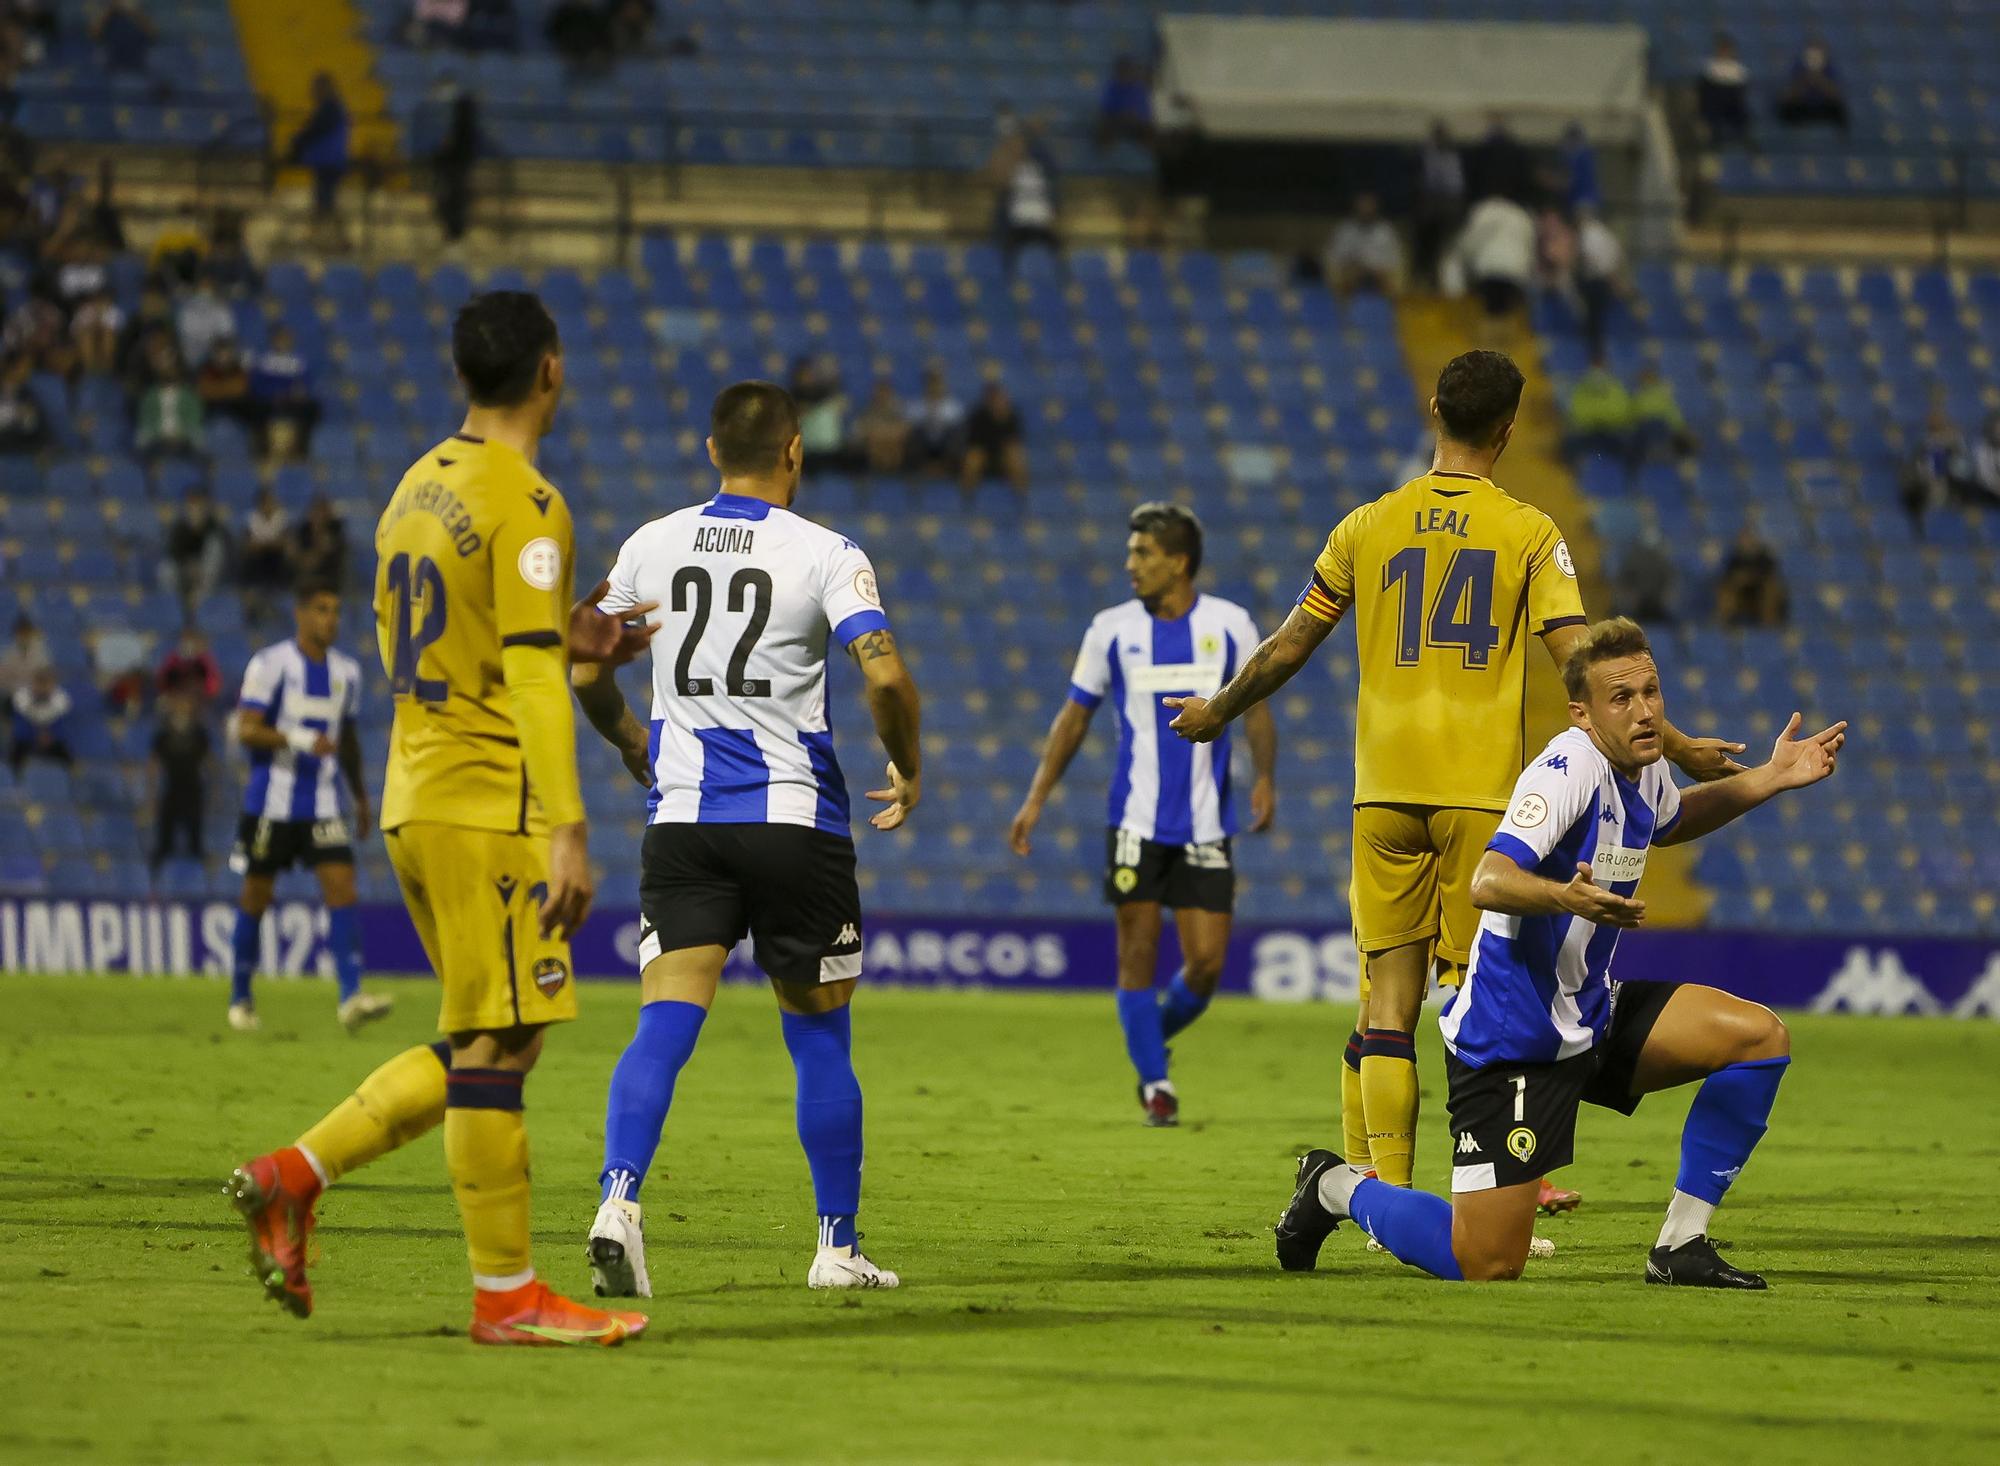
[
  {"left": 600, "top": 492, "right": 887, "bottom": 835},
  {"left": 1439, "top": 727, "right": 1683, "bottom": 1068},
  {"left": 1067, "top": 595, "right": 1262, "bottom": 846},
  {"left": 236, "top": 639, "right": 363, "bottom": 822}
]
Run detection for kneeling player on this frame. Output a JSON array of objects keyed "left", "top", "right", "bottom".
[{"left": 1273, "top": 618, "right": 1844, "bottom": 1287}]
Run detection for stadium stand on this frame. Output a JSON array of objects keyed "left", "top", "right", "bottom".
[{"left": 3, "top": 213, "right": 1999, "bottom": 935}]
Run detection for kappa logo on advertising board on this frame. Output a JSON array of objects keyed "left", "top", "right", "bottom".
[{"left": 1809, "top": 947, "right": 1941, "bottom": 1016}]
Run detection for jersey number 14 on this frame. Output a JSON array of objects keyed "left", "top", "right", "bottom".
[{"left": 1382, "top": 547, "right": 1501, "bottom": 669}]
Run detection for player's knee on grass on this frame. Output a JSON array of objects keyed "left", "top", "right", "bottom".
[
  {"left": 1451, "top": 1186, "right": 1538, "bottom": 1282},
  {"left": 1706, "top": 992, "right": 1791, "bottom": 1069}
]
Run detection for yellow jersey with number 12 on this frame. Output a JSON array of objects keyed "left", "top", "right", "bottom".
[
  {"left": 1297, "top": 470, "right": 1584, "bottom": 812},
  {"left": 374, "top": 432, "right": 583, "bottom": 835}
]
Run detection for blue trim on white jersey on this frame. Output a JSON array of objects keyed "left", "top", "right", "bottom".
[
  {"left": 831, "top": 608, "right": 888, "bottom": 648},
  {"left": 702, "top": 492, "right": 773, "bottom": 521},
  {"left": 799, "top": 731, "right": 850, "bottom": 834},
  {"left": 694, "top": 727, "right": 770, "bottom": 821},
  {"left": 237, "top": 639, "right": 358, "bottom": 824},
  {"left": 1150, "top": 614, "right": 1195, "bottom": 846}
]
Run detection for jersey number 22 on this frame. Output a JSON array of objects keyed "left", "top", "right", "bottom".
[{"left": 385, "top": 552, "right": 448, "bottom": 702}]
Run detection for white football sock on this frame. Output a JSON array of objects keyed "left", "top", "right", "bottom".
[
  {"left": 1656, "top": 1189, "right": 1716, "bottom": 1250},
  {"left": 1316, "top": 1163, "right": 1366, "bottom": 1216}
]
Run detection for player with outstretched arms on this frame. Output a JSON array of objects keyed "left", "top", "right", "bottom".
[
  {"left": 1271, "top": 618, "right": 1845, "bottom": 1287},
  {"left": 226, "top": 292, "right": 658, "bottom": 1345},
  {"left": 1168, "top": 351, "right": 1741, "bottom": 1214},
  {"left": 1009, "top": 503, "right": 1276, "bottom": 1127},
  {"left": 572, "top": 381, "right": 922, "bottom": 1297},
  {"left": 224, "top": 578, "right": 389, "bottom": 1035}
]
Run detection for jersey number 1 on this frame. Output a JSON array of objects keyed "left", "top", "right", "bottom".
[
  {"left": 671, "top": 567, "right": 773, "bottom": 698},
  {"left": 1383, "top": 547, "right": 1501, "bottom": 669},
  {"left": 385, "top": 552, "right": 448, "bottom": 702}
]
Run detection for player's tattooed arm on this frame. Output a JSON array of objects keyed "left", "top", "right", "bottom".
[
  {"left": 849, "top": 628, "right": 922, "bottom": 828},
  {"left": 1167, "top": 605, "right": 1332, "bottom": 743},
  {"left": 337, "top": 722, "right": 371, "bottom": 838},
  {"left": 571, "top": 661, "right": 653, "bottom": 789}
]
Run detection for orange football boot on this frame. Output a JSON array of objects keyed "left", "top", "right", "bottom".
[
  {"left": 469, "top": 1279, "right": 648, "bottom": 1347},
  {"left": 226, "top": 1149, "right": 320, "bottom": 1318},
  {"left": 1538, "top": 1178, "right": 1583, "bottom": 1215}
]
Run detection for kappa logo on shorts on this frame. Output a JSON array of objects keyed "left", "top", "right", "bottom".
[
  {"left": 1456, "top": 1132, "right": 1482, "bottom": 1156},
  {"left": 834, "top": 923, "right": 861, "bottom": 947},
  {"left": 1113, "top": 867, "right": 1139, "bottom": 894},
  {"left": 1506, "top": 1126, "right": 1537, "bottom": 1161},
  {"left": 532, "top": 957, "right": 568, "bottom": 997}
]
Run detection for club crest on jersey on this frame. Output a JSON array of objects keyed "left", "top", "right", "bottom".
[
  {"left": 1199, "top": 633, "right": 1221, "bottom": 657},
  {"left": 1114, "top": 867, "right": 1139, "bottom": 894},
  {"left": 1506, "top": 1127, "right": 1537, "bottom": 1161},
  {"left": 532, "top": 957, "right": 568, "bottom": 997}
]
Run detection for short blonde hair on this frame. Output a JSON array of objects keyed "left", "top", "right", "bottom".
[{"left": 1561, "top": 617, "right": 1653, "bottom": 701}]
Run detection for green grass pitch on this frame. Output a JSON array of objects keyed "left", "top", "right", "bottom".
[{"left": 3, "top": 974, "right": 1998, "bottom": 1465}]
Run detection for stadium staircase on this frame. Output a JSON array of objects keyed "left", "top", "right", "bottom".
[{"left": 226, "top": 0, "right": 398, "bottom": 165}]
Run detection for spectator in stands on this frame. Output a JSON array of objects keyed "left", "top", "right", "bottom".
[
  {"left": 1615, "top": 538, "right": 1678, "bottom": 625},
  {"left": 2, "top": 283, "right": 74, "bottom": 377},
  {"left": 200, "top": 211, "right": 260, "bottom": 297},
  {"left": 1534, "top": 203, "right": 1577, "bottom": 301},
  {"left": 607, "top": 0, "right": 656, "bottom": 54},
  {"left": 413, "top": 0, "right": 471, "bottom": 48},
  {"left": 136, "top": 342, "right": 204, "bottom": 458},
  {"left": 1412, "top": 121, "right": 1466, "bottom": 290},
  {"left": 990, "top": 121, "right": 1062, "bottom": 275},
  {"left": 789, "top": 355, "right": 848, "bottom": 475},
  {"left": 175, "top": 283, "right": 236, "bottom": 377},
  {"left": 1777, "top": 35, "right": 1848, "bottom": 133},
  {"left": 289, "top": 73, "right": 352, "bottom": 234},
  {"left": 907, "top": 367, "right": 966, "bottom": 477},
  {"left": 961, "top": 381, "right": 1029, "bottom": 491},
  {"left": 115, "top": 282, "right": 173, "bottom": 387},
  {"left": 0, "top": 350, "right": 49, "bottom": 452},
  {"left": 1323, "top": 193, "right": 1403, "bottom": 297},
  {"left": 1716, "top": 526, "right": 1788, "bottom": 627},
  {"left": 1453, "top": 193, "right": 1535, "bottom": 325},
  {"left": 9, "top": 664, "right": 73, "bottom": 774},
  {"left": 0, "top": 612, "right": 50, "bottom": 700},
  {"left": 293, "top": 494, "right": 348, "bottom": 586},
  {"left": 1468, "top": 113, "right": 1531, "bottom": 205},
  {"left": 1560, "top": 123, "right": 1601, "bottom": 212},
  {"left": 1631, "top": 365, "right": 1696, "bottom": 463},
  {"left": 431, "top": 79, "right": 480, "bottom": 243},
  {"left": 1900, "top": 405, "right": 1972, "bottom": 534},
  {"left": 195, "top": 338, "right": 255, "bottom": 431},
  {"left": 238, "top": 488, "right": 292, "bottom": 617},
  {"left": 71, "top": 287, "right": 123, "bottom": 376},
  {"left": 1698, "top": 32, "right": 1752, "bottom": 148},
  {"left": 546, "top": 0, "right": 612, "bottom": 72},
  {"left": 1969, "top": 411, "right": 2000, "bottom": 509},
  {"left": 91, "top": 0, "right": 155, "bottom": 77},
  {"left": 89, "top": 625, "right": 151, "bottom": 715},
  {"left": 49, "top": 230, "right": 111, "bottom": 317},
  {"left": 82, "top": 161, "right": 126, "bottom": 252},
  {"left": 163, "top": 486, "right": 228, "bottom": 613},
  {"left": 249, "top": 324, "right": 319, "bottom": 459},
  {"left": 1562, "top": 354, "right": 1636, "bottom": 465},
  {"left": 855, "top": 378, "right": 910, "bottom": 475},
  {"left": 1575, "top": 204, "right": 1624, "bottom": 359},
  {"left": 156, "top": 625, "right": 221, "bottom": 706},
  {"left": 1096, "top": 54, "right": 1154, "bottom": 151},
  {"left": 148, "top": 687, "right": 210, "bottom": 875}
]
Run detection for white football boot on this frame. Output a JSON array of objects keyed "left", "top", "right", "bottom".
[
  {"left": 807, "top": 1245, "right": 900, "bottom": 1290},
  {"left": 227, "top": 1002, "right": 260, "bottom": 1033},
  {"left": 338, "top": 992, "right": 394, "bottom": 1034},
  {"left": 587, "top": 1197, "right": 652, "bottom": 1298}
]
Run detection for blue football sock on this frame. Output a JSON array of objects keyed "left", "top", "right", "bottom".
[
  {"left": 599, "top": 1000, "right": 708, "bottom": 1205},
  {"left": 1349, "top": 1176, "right": 1464, "bottom": 1282},
  {"left": 1157, "top": 969, "right": 1211, "bottom": 1041},
  {"left": 230, "top": 909, "right": 259, "bottom": 1007},
  {"left": 326, "top": 905, "right": 363, "bottom": 1003},
  {"left": 781, "top": 1006, "right": 862, "bottom": 1248},
  {"left": 1116, "top": 986, "right": 1169, "bottom": 1086},
  {"left": 1675, "top": 1057, "right": 1789, "bottom": 1205}
]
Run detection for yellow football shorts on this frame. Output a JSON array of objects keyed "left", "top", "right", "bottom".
[
  {"left": 1350, "top": 803, "right": 1502, "bottom": 979},
  {"left": 385, "top": 822, "right": 579, "bottom": 1034}
]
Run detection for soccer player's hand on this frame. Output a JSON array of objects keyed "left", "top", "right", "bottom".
[
  {"left": 620, "top": 742, "right": 654, "bottom": 790},
  {"left": 1764, "top": 711, "right": 1847, "bottom": 790},
  {"left": 540, "top": 821, "right": 594, "bottom": 939},
  {"left": 1007, "top": 799, "right": 1041, "bottom": 855},
  {"left": 1164, "top": 695, "right": 1220, "bottom": 743},
  {"left": 568, "top": 580, "right": 660, "bottom": 666},
  {"left": 1248, "top": 776, "right": 1276, "bottom": 833},
  {"left": 1558, "top": 863, "right": 1646, "bottom": 928},
  {"left": 1669, "top": 733, "right": 1748, "bottom": 782},
  {"left": 867, "top": 761, "right": 919, "bottom": 831}
]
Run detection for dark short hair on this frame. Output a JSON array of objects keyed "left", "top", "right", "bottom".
[
  {"left": 452, "top": 291, "right": 560, "bottom": 407},
  {"left": 1562, "top": 616, "right": 1654, "bottom": 700},
  {"left": 710, "top": 381, "right": 800, "bottom": 475},
  {"left": 294, "top": 577, "right": 341, "bottom": 604},
  {"left": 1128, "top": 501, "right": 1204, "bottom": 579},
  {"left": 1435, "top": 350, "right": 1525, "bottom": 447}
]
